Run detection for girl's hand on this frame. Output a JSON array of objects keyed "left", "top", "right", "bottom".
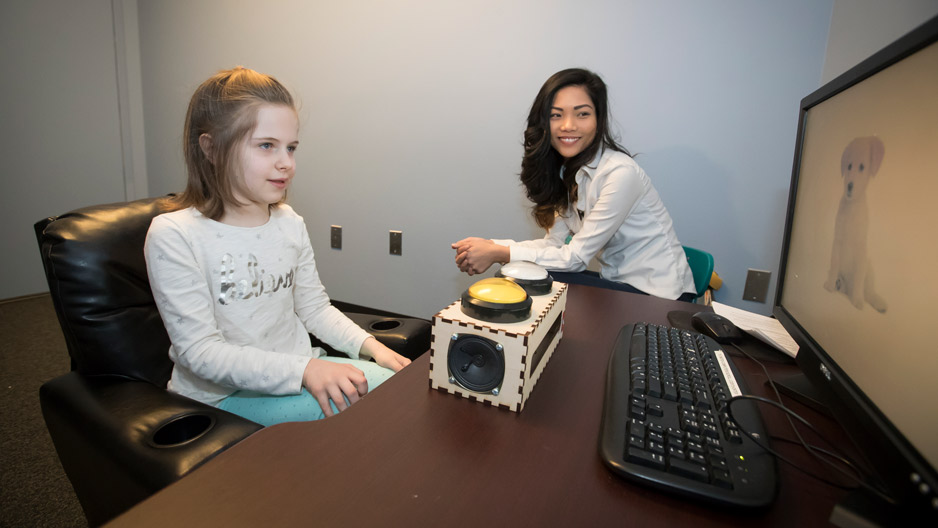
[
  {"left": 302, "top": 358, "right": 368, "bottom": 417},
  {"left": 360, "top": 337, "right": 411, "bottom": 372},
  {"left": 451, "top": 237, "right": 509, "bottom": 276}
]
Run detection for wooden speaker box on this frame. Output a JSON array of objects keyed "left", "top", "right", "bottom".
[{"left": 429, "top": 281, "right": 567, "bottom": 412}]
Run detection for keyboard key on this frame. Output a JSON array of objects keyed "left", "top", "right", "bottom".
[
  {"left": 706, "top": 438, "right": 724, "bottom": 453},
  {"left": 627, "top": 447, "right": 666, "bottom": 470},
  {"left": 683, "top": 420, "right": 701, "bottom": 435},
  {"left": 628, "top": 420, "right": 645, "bottom": 439},
  {"left": 712, "top": 469, "right": 733, "bottom": 489},
  {"left": 629, "top": 334, "right": 646, "bottom": 360},
  {"left": 709, "top": 455, "right": 728, "bottom": 472},
  {"left": 629, "top": 435, "right": 645, "bottom": 449},
  {"left": 686, "top": 440, "right": 705, "bottom": 454},
  {"left": 688, "top": 451, "right": 707, "bottom": 465},
  {"left": 647, "top": 422, "right": 665, "bottom": 435},
  {"left": 726, "top": 429, "right": 743, "bottom": 444},
  {"left": 665, "top": 427, "right": 685, "bottom": 443},
  {"left": 668, "top": 458, "right": 710, "bottom": 482},
  {"left": 630, "top": 405, "right": 646, "bottom": 421},
  {"left": 631, "top": 379, "right": 646, "bottom": 396},
  {"left": 663, "top": 382, "right": 679, "bottom": 401}
]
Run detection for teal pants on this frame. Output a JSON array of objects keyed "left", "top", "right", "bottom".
[{"left": 217, "top": 356, "right": 395, "bottom": 426}]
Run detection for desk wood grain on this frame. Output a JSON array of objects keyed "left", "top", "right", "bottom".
[{"left": 109, "top": 285, "right": 847, "bottom": 527}]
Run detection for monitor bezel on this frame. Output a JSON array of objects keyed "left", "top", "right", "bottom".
[{"left": 773, "top": 14, "right": 938, "bottom": 521}]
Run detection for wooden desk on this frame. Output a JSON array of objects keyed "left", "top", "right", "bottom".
[{"left": 109, "top": 285, "right": 848, "bottom": 527}]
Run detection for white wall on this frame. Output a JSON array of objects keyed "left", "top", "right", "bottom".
[
  {"left": 6, "top": 0, "right": 935, "bottom": 316},
  {"left": 0, "top": 0, "right": 146, "bottom": 301},
  {"left": 1, "top": 0, "right": 126, "bottom": 300},
  {"left": 823, "top": 0, "right": 938, "bottom": 84},
  {"left": 138, "top": 0, "right": 833, "bottom": 317}
]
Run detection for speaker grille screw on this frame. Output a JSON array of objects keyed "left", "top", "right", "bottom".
[
  {"left": 492, "top": 388, "right": 500, "bottom": 396},
  {"left": 451, "top": 334, "right": 459, "bottom": 341},
  {"left": 495, "top": 344, "right": 504, "bottom": 352},
  {"left": 448, "top": 376, "right": 456, "bottom": 384}
]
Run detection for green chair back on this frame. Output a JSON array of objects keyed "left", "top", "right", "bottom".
[{"left": 683, "top": 246, "right": 714, "bottom": 299}]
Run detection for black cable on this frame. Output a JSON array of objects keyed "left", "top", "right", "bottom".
[
  {"left": 723, "top": 342, "right": 792, "bottom": 364},
  {"left": 724, "top": 342, "right": 896, "bottom": 504},
  {"left": 769, "top": 435, "right": 861, "bottom": 477}
]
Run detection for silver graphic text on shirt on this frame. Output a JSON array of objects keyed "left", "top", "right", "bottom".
[{"left": 218, "top": 253, "right": 294, "bottom": 305}]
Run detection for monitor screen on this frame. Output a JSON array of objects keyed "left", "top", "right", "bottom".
[{"left": 774, "top": 15, "right": 938, "bottom": 521}]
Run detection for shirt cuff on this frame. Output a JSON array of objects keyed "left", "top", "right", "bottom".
[
  {"left": 507, "top": 245, "right": 537, "bottom": 264},
  {"left": 291, "top": 354, "right": 315, "bottom": 394},
  {"left": 345, "top": 331, "right": 372, "bottom": 360}
]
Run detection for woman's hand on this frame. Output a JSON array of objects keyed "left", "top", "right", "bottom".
[
  {"left": 360, "top": 337, "right": 411, "bottom": 372},
  {"left": 451, "top": 237, "right": 510, "bottom": 276},
  {"left": 302, "top": 358, "right": 368, "bottom": 417}
]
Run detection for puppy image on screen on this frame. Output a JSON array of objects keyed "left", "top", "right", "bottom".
[{"left": 824, "top": 136, "right": 887, "bottom": 313}]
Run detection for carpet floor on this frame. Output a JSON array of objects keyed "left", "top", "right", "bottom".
[{"left": 0, "top": 293, "right": 86, "bottom": 527}]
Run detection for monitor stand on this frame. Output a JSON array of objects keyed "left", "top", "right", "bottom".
[
  {"left": 830, "top": 485, "right": 908, "bottom": 528},
  {"left": 772, "top": 372, "right": 832, "bottom": 417},
  {"left": 773, "top": 376, "right": 910, "bottom": 528}
]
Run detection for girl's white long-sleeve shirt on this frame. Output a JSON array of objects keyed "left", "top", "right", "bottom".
[
  {"left": 494, "top": 149, "right": 696, "bottom": 300},
  {"left": 144, "top": 204, "right": 371, "bottom": 405}
]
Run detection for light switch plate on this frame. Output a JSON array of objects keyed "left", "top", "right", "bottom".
[
  {"left": 330, "top": 225, "right": 342, "bottom": 250},
  {"left": 390, "top": 230, "right": 402, "bottom": 256},
  {"left": 743, "top": 269, "right": 771, "bottom": 303}
]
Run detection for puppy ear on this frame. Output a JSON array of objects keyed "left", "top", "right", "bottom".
[
  {"left": 840, "top": 141, "right": 852, "bottom": 177},
  {"left": 867, "top": 136, "right": 885, "bottom": 176}
]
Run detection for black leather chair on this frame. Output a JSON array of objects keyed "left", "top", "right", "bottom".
[{"left": 35, "top": 196, "right": 430, "bottom": 526}]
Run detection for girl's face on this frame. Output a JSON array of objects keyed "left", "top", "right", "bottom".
[
  {"left": 229, "top": 104, "right": 299, "bottom": 222},
  {"left": 549, "top": 85, "right": 597, "bottom": 159}
]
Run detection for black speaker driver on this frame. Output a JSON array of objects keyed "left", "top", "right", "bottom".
[{"left": 447, "top": 335, "right": 505, "bottom": 393}]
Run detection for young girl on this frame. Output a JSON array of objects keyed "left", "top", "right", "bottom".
[
  {"left": 452, "top": 68, "right": 696, "bottom": 301},
  {"left": 145, "top": 67, "right": 410, "bottom": 426}
]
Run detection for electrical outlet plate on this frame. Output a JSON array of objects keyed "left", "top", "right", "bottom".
[
  {"left": 743, "top": 269, "right": 771, "bottom": 303},
  {"left": 390, "top": 230, "right": 402, "bottom": 255},
  {"left": 330, "top": 225, "right": 342, "bottom": 250}
]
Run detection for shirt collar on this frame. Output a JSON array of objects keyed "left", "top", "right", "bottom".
[{"left": 575, "top": 147, "right": 605, "bottom": 185}]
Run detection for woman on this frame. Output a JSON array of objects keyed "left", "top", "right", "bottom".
[{"left": 452, "top": 68, "right": 695, "bottom": 301}]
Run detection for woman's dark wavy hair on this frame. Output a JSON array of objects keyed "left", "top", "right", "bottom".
[
  {"left": 175, "top": 67, "right": 296, "bottom": 220},
  {"left": 520, "top": 68, "right": 630, "bottom": 229}
]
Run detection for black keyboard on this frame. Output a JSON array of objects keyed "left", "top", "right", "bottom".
[{"left": 599, "top": 323, "right": 777, "bottom": 508}]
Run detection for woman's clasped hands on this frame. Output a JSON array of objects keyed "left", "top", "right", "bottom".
[{"left": 451, "top": 237, "right": 509, "bottom": 276}]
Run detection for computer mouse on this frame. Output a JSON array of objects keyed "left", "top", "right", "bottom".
[{"left": 691, "top": 312, "right": 745, "bottom": 344}]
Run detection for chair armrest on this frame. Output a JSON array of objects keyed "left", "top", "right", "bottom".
[
  {"left": 312, "top": 313, "right": 431, "bottom": 361},
  {"left": 39, "top": 372, "right": 262, "bottom": 526}
]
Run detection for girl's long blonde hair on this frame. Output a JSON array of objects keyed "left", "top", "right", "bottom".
[{"left": 177, "top": 67, "right": 296, "bottom": 220}]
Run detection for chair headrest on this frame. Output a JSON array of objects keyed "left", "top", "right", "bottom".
[{"left": 36, "top": 196, "right": 179, "bottom": 386}]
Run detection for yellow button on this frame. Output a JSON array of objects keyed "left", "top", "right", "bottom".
[{"left": 467, "top": 278, "right": 528, "bottom": 304}]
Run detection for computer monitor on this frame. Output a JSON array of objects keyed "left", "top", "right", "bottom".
[{"left": 773, "top": 14, "right": 938, "bottom": 524}]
